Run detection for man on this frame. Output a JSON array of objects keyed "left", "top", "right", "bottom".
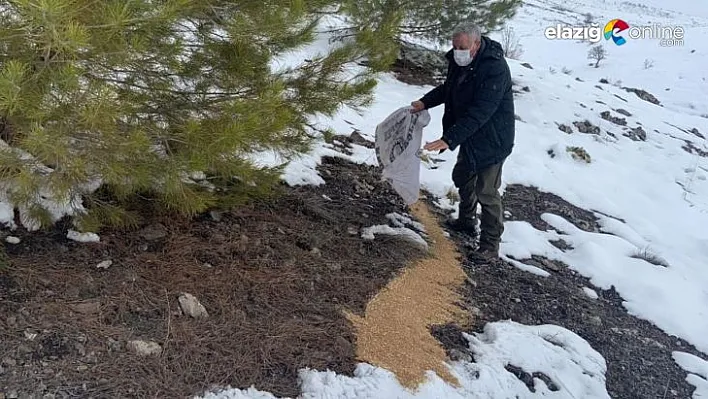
[{"left": 411, "top": 22, "right": 515, "bottom": 259}]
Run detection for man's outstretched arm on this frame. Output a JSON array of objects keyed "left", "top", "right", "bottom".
[{"left": 418, "top": 82, "right": 446, "bottom": 110}]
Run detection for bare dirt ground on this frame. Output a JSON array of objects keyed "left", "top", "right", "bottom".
[
  {"left": 0, "top": 149, "right": 427, "bottom": 399},
  {"left": 2, "top": 127, "right": 707, "bottom": 399}
]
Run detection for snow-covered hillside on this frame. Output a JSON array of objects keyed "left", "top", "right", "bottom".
[{"left": 199, "top": 0, "right": 708, "bottom": 397}]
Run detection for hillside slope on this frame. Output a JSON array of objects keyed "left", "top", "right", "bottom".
[
  {"left": 202, "top": 1, "right": 708, "bottom": 397},
  {"left": 1, "top": 1, "right": 706, "bottom": 398}
]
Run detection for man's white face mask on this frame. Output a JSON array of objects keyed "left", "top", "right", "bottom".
[{"left": 453, "top": 49, "right": 473, "bottom": 66}]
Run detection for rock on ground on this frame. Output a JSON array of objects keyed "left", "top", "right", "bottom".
[
  {"left": 178, "top": 293, "right": 209, "bottom": 319},
  {"left": 138, "top": 223, "right": 168, "bottom": 241},
  {"left": 126, "top": 340, "right": 162, "bottom": 357}
]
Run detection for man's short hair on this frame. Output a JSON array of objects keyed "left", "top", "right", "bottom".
[{"left": 452, "top": 22, "right": 482, "bottom": 42}]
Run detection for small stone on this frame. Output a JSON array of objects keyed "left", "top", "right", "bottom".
[
  {"left": 625, "top": 126, "right": 647, "bottom": 141},
  {"left": 107, "top": 338, "right": 122, "bottom": 352},
  {"left": 239, "top": 234, "right": 249, "bottom": 245},
  {"left": 514, "top": 298, "right": 521, "bottom": 303},
  {"left": 2, "top": 356, "right": 17, "bottom": 367},
  {"left": 328, "top": 263, "right": 342, "bottom": 272},
  {"left": 310, "top": 248, "right": 322, "bottom": 257},
  {"left": 623, "top": 87, "right": 661, "bottom": 105},
  {"left": 138, "top": 223, "right": 168, "bottom": 241},
  {"left": 573, "top": 120, "right": 601, "bottom": 135},
  {"left": 76, "top": 365, "right": 89, "bottom": 372},
  {"left": 557, "top": 124, "right": 573, "bottom": 134},
  {"left": 209, "top": 210, "right": 223, "bottom": 222},
  {"left": 540, "top": 258, "right": 561, "bottom": 272},
  {"left": 69, "top": 301, "right": 100, "bottom": 315},
  {"left": 85, "top": 351, "right": 98, "bottom": 364},
  {"left": 96, "top": 260, "right": 113, "bottom": 269},
  {"left": 178, "top": 293, "right": 209, "bottom": 319},
  {"left": 469, "top": 306, "right": 482, "bottom": 317},
  {"left": 347, "top": 226, "right": 358, "bottom": 235},
  {"left": 126, "top": 340, "right": 162, "bottom": 357},
  {"left": 588, "top": 316, "right": 603, "bottom": 326},
  {"left": 5, "top": 236, "right": 20, "bottom": 244},
  {"left": 23, "top": 330, "right": 37, "bottom": 341},
  {"left": 600, "top": 111, "right": 627, "bottom": 126},
  {"left": 615, "top": 108, "right": 632, "bottom": 117},
  {"left": 75, "top": 343, "right": 86, "bottom": 356},
  {"left": 582, "top": 287, "right": 599, "bottom": 299},
  {"left": 211, "top": 233, "right": 227, "bottom": 244},
  {"left": 202, "top": 263, "right": 213, "bottom": 268},
  {"left": 6, "top": 391, "right": 18, "bottom": 399},
  {"left": 448, "top": 348, "right": 473, "bottom": 362}
]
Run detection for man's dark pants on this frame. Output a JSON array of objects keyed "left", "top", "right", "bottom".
[{"left": 451, "top": 158, "right": 505, "bottom": 251}]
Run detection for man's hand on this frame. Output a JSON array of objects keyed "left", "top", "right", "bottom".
[
  {"left": 410, "top": 100, "right": 425, "bottom": 113},
  {"left": 423, "top": 139, "right": 449, "bottom": 151}
]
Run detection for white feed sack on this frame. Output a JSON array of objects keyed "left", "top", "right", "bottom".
[{"left": 374, "top": 106, "right": 431, "bottom": 205}]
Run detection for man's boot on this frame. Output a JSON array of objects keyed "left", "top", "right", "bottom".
[
  {"left": 473, "top": 241, "right": 499, "bottom": 261},
  {"left": 444, "top": 216, "right": 478, "bottom": 237}
]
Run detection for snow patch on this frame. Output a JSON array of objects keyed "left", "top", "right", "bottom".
[
  {"left": 361, "top": 224, "right": 428, "bottom": 250},
  {"left": 459, "top": 321, "right": 610, "bottom": 398},
  {"left": 0, "top": 202, "right": 15, "bottom": 229},
  {"left": 251, "top": 141, "right": 377, "bottom": 187},
  {"left": 673, "top": 351, "right": 708, "bottom": 398},
  {"left": 197, "top": 321, "right": 611, "bottom": 399},
  {"left": 505, "top": 258, "right": 552, "bottom": 278},
  {"left": 582, "top": 287, "right": 599, "bottom": 300},
  {"left": 67, "top": 230, "right": 100, "bottom": 243},
  {"left": 386, "top": 212, "right": 426, "bottom": 232}
]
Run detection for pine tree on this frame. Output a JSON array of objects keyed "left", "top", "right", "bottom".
[
  {"left": 338, "top": 0, "right": 523, "bottom": 46},
  {"left": 0, "top": 0, "right": 395, "bottom": 230}
]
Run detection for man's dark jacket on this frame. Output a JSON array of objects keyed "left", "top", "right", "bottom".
[{"left": 419, "top": 36, "right": 515, "bottom": 179}]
